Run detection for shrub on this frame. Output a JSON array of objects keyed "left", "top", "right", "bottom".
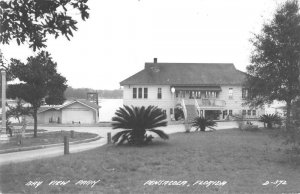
[
  {"left": 174, "top": 107, "right": 184, "bottom": 121},
  {"left": 111, "top": 105, "right": 169, "bottom": 145},
  {"left": 259, "top": 114, "right": 282, "bottom": 128},
  {"left": 242, "top": 121, "right": 259, "bottom": 131},
  {"left": 191, "top": 116, "right": 217, "bottom": 132}
]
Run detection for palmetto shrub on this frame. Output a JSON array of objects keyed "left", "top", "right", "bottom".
[
  {"left": 191, "top": 116, "right": 217, "bottom": 131},
  {"left": 174, "top": 107, "right": 184, "bottom": 121},
  {"left": 111, "top": 105, "right": 169, "bottom": 145},
  {"left": 259, "top": 114, "right": 282, "bottom": 128}
]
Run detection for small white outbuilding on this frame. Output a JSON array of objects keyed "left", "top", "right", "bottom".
[{"left": 35, "top": 99, "right": 100, "bottom": 124}]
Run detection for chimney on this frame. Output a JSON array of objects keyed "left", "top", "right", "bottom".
[{"left": 154, "top": 58, "right": 157, "bottom": 64}]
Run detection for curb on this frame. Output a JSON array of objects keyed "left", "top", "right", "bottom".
[{"left": 0, "top": 135, "right": 102, "bottom": 154}]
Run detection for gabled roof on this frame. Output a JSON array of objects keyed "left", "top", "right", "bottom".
[
  {"left": 38, "top": 99, "right": 101, "bottom": 113},
  {"left": 120, "top": 62, "right": 247, "bottom": 86},
  {"left": 60, "top": 99, "right": 101, "bottom": 111},
  {"left": 38, "top": 106, "right": 60, "bottom": 113}
]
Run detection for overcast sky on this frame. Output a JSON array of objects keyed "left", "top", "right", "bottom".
[{"left": 2, "top": 0, "right": 288, "bottom": 90}]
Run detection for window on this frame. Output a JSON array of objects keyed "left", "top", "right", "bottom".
[
  {"left": 229, "top": 88, "right": 233, "bottom": 99},
  {"left": 163, "top": 110, "right": 166, "bottom": 117},
  {"left": 242, "top": 110, "right": 246, "bottom": 115},
  {"left": 247, "top": 110, "right": 251, "bottom": 116},
  {"left": 242, "top": 88, "right": 249, "bottom": 99},
  {"left": 133, "top": 88, "right": 137, "bottom": 99},
  {"left": 144, "top": 88, "right": 148, "bottom": 99},
  {"left": 229, "top": 110, "right": 232, "bottom": 116},
  {"left": 158, "top": 88, "right": 162, "bottom": 99},
  {"left": 205, "top": 91, "right": 216, "bottom": 98},
  {"left": 252, "top": 110, "right": 256, "bottom": 116},
  {"left": 170, "top": 108, "right": 173, "bottom": 115},
  {"left": 224, "top": 110, "right": 228, "bottom": 115},
  {"left": 138, "top": 88, "right": 142, "bottom": 99}
]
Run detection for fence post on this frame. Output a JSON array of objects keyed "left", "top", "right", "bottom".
[
  {"left": 64, "top": 136, "right": 69, "bottom": 155},
  {"left": 70, "top": 130, "right": 74, "bottom": 138},
  {"left": 107, "top": 132, "right": 111, "bottom": 144}
]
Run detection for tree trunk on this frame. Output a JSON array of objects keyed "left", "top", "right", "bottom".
[
  {"left": 286, "top": 100, "right": 292, "bottom": 131},
  {"left": 33, "top": 107, "right": 38, "bottom": 138}
]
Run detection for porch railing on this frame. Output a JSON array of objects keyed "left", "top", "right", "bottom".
[
  {"left": 177, "top": 98, "right": 226, "bottom": 107},
  {"left": 198, "top": 99, "right": 226, "bottom": 107}
]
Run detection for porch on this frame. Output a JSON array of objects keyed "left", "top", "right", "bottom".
[{"left": 171, "top": 85, "right": 226, "bottom": 108}]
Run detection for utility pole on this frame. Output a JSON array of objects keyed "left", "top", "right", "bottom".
[{"left": 0, "top": 70, "right": 8, "bottom": 142}]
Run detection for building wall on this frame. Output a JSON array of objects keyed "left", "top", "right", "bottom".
[
  {"left": 123, "top": 85, "right": 176, "bottom": 120},
  {"left": 123, "top": 84, "right": 264, "bottom": 120},
  {"left": 219, "top": 85, "right": 264, "bottom": 118},
  {"left": 61, "top": 102, "right": 97, "bottom": 124},
  {"left": 38, "top": 110, "right": 62, "bottom": 124}
]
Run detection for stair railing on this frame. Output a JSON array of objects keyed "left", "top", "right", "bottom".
[
  {"left": 181, "top": 98, "right": 187, "bottom": 120},
  {"left": 194, "top": 97, "right": 200, "bottom": 117}
]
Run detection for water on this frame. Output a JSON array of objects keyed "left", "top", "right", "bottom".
[{"left": 99, "top": 99, "right": 123, "bottom": 122}]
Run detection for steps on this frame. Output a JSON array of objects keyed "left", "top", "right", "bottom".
[{"left": 185, "top": 104, "right": 198, "bottom": 124}]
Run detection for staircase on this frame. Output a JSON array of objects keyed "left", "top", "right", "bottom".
[
  {"left": 185, "top": 104, "right": 198, "bottom": 124},
  {"left": 180, "top": 99, "right": 199, "bottom": 124}
]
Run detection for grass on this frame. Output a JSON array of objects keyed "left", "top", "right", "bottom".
[
  {"left": 0, "top": 131, "right": 98, "bottom": 150},
  {"left": 1, "top": 128, "right": 300, "bottom": 194}
]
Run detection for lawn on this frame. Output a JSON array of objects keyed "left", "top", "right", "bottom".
[
  {"left": 0, "top": 128, "right": 300, "bottom": 194},
  {"left": 0, "top": 131, "right": 98, "bottom": 151}
]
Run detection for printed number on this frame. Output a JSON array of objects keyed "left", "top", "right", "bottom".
[{"left": 262, "top": 180, "right": 287, "bottom": 187}]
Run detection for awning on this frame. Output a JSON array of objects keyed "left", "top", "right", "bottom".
[{"left": 172, "top": 86, "right": 221, "bottom": 91}]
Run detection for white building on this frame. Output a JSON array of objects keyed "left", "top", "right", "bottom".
[
  {"left": 120, "top": 58, "right": 264, "bottom": 121},
  {"left": 27, "top": 99, "right": 100, "bottom": 124}
]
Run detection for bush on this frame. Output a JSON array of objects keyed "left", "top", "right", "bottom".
[
  {"left": 259, "top": 114, "right": 282, "bottom": 128},
  {"left": 174, "top": 107, "right": 184, "bottom": 121},
  {"left": 242, "top": 121, "right": 259, "bottom": 131},
  {"left": 191, "top": 116, "right": 217, "bottom": 132},
  {"left": 111, "top": 105, "right": 169, "bottom": 145}
]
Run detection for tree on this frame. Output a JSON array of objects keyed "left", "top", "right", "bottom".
[
  {"left": 246, "top": 0, "right": 300, "bottom": 129},
  {"left": 6, "top": 99, "right": 32, "bottom": 123},
  {"left": 0, "top": 0, "right": 89, "bottom": 51},
  {"left": 7, "top": 51, "right": 67, "bottom": 137},
  {"left": 112, "top": 105, "right": 169, "bottom": 145}
]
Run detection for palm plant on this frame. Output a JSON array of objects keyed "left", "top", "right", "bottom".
[
  {"left": 259, "top": 114, "right": 282, "bottom": 128},
  {"left": 192, "top": 116, "right": 217, "bottom": 131},
  {"left": 111, "top": 105, "right": 169, "bottom": 145}
]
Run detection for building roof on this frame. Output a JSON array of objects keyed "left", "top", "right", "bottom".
[
  {"left": 61, "top": 99, "right": 101, "bottom": 111},
  {"left": 38, "top": 106, "right": 60, "bottom": 113},
  {"left": 38, "top": 99, "right": 101, "bottom": 113},
  {"left": 120, "top": 62, "right": 247, "bottom": 86}
]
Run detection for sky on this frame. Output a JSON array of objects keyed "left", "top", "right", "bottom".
[{"left": 1, "top": 0, "right": 290, "bottom": 90}]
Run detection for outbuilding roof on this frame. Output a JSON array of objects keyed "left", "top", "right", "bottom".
[
  {"left": 120, "top": 62, "right": 247, "bottom": 86},
  {"left": 38, "top": 99, "right": 101, "bottom": 113}
]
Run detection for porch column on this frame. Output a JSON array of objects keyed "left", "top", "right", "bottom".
[{"left": 171, "top": 87, "right": 176, "bottom": 121}]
